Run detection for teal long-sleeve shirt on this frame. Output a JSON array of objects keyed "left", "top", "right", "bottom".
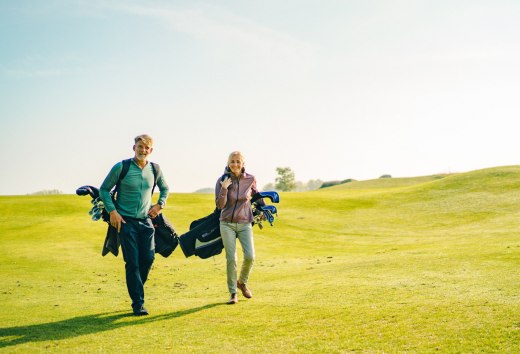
[{"left": 99, "top": 159, "right": 169, "bottom": 219}]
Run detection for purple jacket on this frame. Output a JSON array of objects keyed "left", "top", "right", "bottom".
[{"left": 215, "top": 172, "right": 259, "bottom": 223}]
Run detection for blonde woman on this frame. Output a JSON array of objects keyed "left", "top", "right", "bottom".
[{"left": 215, "top": 151, "right": 263, "bottom": 304}]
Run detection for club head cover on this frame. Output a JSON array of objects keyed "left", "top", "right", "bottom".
[
  {"left": 262, "top": 210, "right": 274, "bottom": 225},
  {"left": 76, "top": 185, "right": 100, "bottom": 199},
  {"left": 251, "top": 191, "right": 280, "bottom": 204},
  {"left": 260, "top": 205, "right": 277, "bottom": 214}
]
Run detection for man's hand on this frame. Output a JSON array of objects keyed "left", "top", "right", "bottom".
[
  {"left": 109, "top": 210, "right": 125, "bottom": 233},
  {"left": 148, "top": 204, "right": 162, "bottom": 219}
]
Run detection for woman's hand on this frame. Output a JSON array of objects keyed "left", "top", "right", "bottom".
[{"left": 220, "top": 177, "right": 232, "bottom": 189}]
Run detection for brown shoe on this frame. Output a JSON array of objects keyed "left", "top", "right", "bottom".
[
  {"left": 237, "top": 281, "right": 252, "bottom": 299},
  {"left": 227, "top": 293, "right": 238, "bottom": 304}
]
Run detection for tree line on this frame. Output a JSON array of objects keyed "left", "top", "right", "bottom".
[
  {"left": 263, "top": 167, "right": 393, "bottom": 192},
  {"left": 263, "top": 167, "right": 325, "bottom": 192}
]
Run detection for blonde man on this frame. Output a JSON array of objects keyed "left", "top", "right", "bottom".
[{"left": 100, "top": 135, "right": 169, "bottom": 316}]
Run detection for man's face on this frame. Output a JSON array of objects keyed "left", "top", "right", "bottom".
[{"left": 133, "top": 141, "right": 153, "bottom": 161}]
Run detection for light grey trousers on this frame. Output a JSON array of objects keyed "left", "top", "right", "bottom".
[{"left": 220, "top": 221, "right": 255, "bottom": 294}]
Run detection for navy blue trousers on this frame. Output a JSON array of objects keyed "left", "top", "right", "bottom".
[{"left": 119, "top": 218, "right": 155, "bottom": 310}]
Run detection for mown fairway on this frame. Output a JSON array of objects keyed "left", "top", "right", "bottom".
[{"left": 1, "top": 166, "right": 519, "bottom": 353}]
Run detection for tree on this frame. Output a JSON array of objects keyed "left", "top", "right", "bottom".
[
  {"left": 294, "top": 179, "right": 323, "bottom": 192},
  {"left": 262, "top": 182, "right": 276, "bottom": 191},
  {"left": 28, "top": 189, "right": 63, "bottom": 195},
  {"left": 275, "top": 167, "right": 296, "bottom": 191},
  {"left": 306, "top": 179, "right": 323, "bottom": 190}
]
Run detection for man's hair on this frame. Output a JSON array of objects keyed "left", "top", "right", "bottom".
[{"left": 135, "top": 134, "right": 153, "bottom": 146}]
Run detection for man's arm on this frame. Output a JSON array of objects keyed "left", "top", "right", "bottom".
[
  {"left": 148, "top": 168, "right": 169, "bottom": 218},
  {"left": 99, "top": 162, "right": 125, "bottom": 231},
  {"left": 156, "top": 170, "right": 169, "bottom": 207}
]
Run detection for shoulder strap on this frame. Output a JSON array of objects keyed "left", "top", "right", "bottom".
[
  {"left": 112, "top": 159, "right": 132, "bottom": 198},
  {"left": 220, "top": 172, "right": 230, "bottom": 182},
  {"left": 120, "top": 159, "right": 132, "bottom": 182},
  {"left": 151, "top": 162, "right": 160, "bottom": 195}
]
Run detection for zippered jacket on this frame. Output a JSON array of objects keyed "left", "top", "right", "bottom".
[{"left": 215, "top": 172, "right": 259, "bottom": 223}]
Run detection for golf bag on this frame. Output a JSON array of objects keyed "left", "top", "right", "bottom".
[
  {"left": 76, "top": 159, "right": 178, "bottom": 257},
  {"left": 178, "top": 209, "right": 223, "bottom": 259},
  {"left": 178, "top": 191, "right": 280, "bottom": 259}
]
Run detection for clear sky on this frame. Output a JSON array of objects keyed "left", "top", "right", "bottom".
[{"left": 1, "top": 0, "right": 519, "bottom": 195}]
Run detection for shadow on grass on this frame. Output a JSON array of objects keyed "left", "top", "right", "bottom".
[{"left": 0, "top": 302, "right": 223, "bottom": 348}]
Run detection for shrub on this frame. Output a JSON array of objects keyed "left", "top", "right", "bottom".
[{"left": 319, "top": 179, "right": 354, "bottom": 189}]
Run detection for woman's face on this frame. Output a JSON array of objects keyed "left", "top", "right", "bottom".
[{"left": 228, "top": 155, "right": 244, "bottom": 176}]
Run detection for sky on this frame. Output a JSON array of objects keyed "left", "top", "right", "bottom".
[{"left": 1, "top": 0, "right": 519, "bottom": 195}]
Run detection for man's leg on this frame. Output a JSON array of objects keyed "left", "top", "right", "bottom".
[
  {"left": 137, "top": 219, "right": 155, "bottom": 285},
  {"left": 119, "top": 219, "right": 145, "bottom": 312}
]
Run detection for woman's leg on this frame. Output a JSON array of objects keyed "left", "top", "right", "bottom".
[
  {"left": 220, "top": 221, "right": 238, "bottom": 294},
  {"left": 237, "top": 223, "right": 255, "bottom": 285}
]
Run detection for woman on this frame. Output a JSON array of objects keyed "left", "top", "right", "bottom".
[{"left": 215, "top": 151, "right": 262, "bottom": 304}]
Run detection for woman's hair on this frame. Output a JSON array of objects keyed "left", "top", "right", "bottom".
[
  {"left": 135, "top": 134, "right": 154, "bottom": 146},
  {"left": 227, "top": 151, "right": 245, "bottom": 164}
]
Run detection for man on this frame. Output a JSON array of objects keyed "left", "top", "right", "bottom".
[{"left": 99, "top": 134, "right": 169, "bottom": 316}]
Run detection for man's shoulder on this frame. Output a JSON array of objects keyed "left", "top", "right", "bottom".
[{"left": 109, "top": 160, "right": 125, "bottom": 173}]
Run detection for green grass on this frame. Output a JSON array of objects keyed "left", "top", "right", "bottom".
[{"left": 1, "top": 166, "right": 519, "bottom": 352}]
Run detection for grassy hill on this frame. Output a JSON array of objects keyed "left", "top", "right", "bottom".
[
  {"left": 1, "top": 166, "right": 519, "bottom": 352},
  {"left": 326, "top": 174, "right": 448, "bottom": 191}
]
